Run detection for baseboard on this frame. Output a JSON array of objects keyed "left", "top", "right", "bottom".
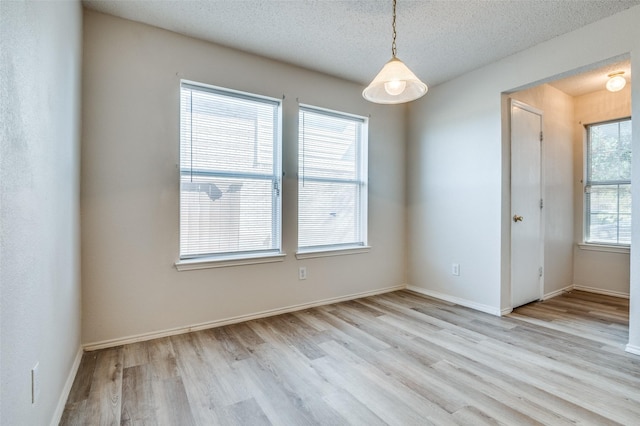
[
  {"left": 500, "top": 307, "right": 513, "bottom": 316},
  {"left": 50, "top": 346, "right": 83, "bottom": 426},
  {"left": 572, "top": 284, "right": 629, "bottom": 299},
  {"left": 406, "top": 286, "right": 501, "bottom": 316},
  {"left": 542, "top": 285, "right": 573, "bottom": 301},
  {"left": 625, "top": 344, "right": 640, "bottom": 356},
  {"left": 83, "top": 284, "right": 406, "bottom": 351}
]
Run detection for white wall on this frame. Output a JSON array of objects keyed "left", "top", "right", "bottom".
[
  {"left": 0, "top": 1, "right": 83, "bottom": 425},
  {"left": 81, "top": 11, "right": 407, "bottom": 346},
  {"left": 628, "top": 51, "right": 640, "bottom": 354},
  {"left": 407, "top": 5, "right": 640, "bottom": 351},
  {"left": 572, "top": 87, "right": 631, "bottom": 297},
  {"left": 407, "top": 68, "right": 504, "bottom": 313}
]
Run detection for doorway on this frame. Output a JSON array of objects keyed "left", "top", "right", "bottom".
[{"left": 503, "top": 57, "right": 631, "bottom": 317}]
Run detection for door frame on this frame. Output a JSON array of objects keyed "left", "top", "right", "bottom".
[{"left": 510, "top": 99, "right": 545, "bottom": 309}]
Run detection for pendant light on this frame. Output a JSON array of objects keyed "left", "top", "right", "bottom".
[
  {"left": 363, "top": 0, "right": 427, "bottom": 104},
  {"left": 606, "top": 71, "right": 626, "bottom": 92}
]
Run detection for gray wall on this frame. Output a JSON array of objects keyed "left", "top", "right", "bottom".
[
  {"left": 81, "top": 11, "right": 407, "bottom": 346},
  {"left": 0, "top": 1, "right": 83, "bottom": 424}
]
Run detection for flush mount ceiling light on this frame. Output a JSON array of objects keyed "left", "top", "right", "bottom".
[
  {"left": 606, "top": 71, "right": 627, "bottom": 92},
  {"left": 362, "top": 0, "right": 428, "bottom": 104}
]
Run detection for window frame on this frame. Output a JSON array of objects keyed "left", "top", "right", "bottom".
[
  {"left": 583, "top": 117, "right": 632, "bottom": 248},
  {"left": 175, "top": 80, "right": 284, "bottom": 270},
  {"left": 296, "top": 104, "right": 370, "bottom": 258}
]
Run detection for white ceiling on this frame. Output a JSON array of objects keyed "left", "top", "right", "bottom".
[
  {"left": 547, "top": 58, "right": 631, "bottom": 97},
  {"left": 83, "top": 0, "right": 639, "bottom": 91}
]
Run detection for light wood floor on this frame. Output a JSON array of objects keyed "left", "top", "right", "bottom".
[{"left": 60, "top": 290, "right": 639, "bottom": 425}]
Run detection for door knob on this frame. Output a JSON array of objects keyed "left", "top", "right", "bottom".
[{"left": 513, "top": 215, "right": 524, "bottom": 222}]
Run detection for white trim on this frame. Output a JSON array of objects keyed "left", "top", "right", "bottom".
[
  {"left": 511, "top": 99, "right": 544, "bottom": 116},
  {"left": 50, "top": 347, "right": 83, "bottom": 426},
  {"left": 181, "top": 79, "right": 282, "bottom": 105},
  {"left": 406, "top": 286, "right": 501, "bottom": 316},
  {"left": 500, "top": 307, "right": 513, "bottom": 316},
  {"left": 179, "top": 80, "right": 283, "bottom": 267},
  {"left": 583, "top": 118, "right": 632, "bottom": 249},
  {"left": 542, "top": 285, "right": 573, "bottom": 300},
  {"left": 297, "top": 106, "right": 369, "bottom": 252},
  {"left": 83, "top": 284, "right": 406, "bottom": 351},
  {"left": 577, "top": 243, "right": 630, "bottom": 254},
  {"left": 499, "top": 285, "right": 571, "bottom": 315},
  {"left": 298, "top": 103, "right": 367, "bottom": 122},
  {"left": 175, "top": 252, "right": 286, "bottom": 271},
  {"left": 509, "top": 99, "right": 545, "bottom": 309},
  {"left": 295, "top": 246, "right": 371, "bottom": 260},
  {"left": 625, "top": 344, "right": 640, "bottom": 356},
  {"left": 572, "top": 284, "right": 629, "bottom": 299}
]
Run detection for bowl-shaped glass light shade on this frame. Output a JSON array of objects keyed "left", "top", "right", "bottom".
[
  {"left": 606, "top": 74, "right": 626, "bottom": 92},
  {"left": 362, "top": 57, "right": 428, "bottom": 104}
]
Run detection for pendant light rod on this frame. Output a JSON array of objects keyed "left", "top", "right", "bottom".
[
  {"left": 391, "top": 0, "right": 397, "bottom": 57},
  {"left": 362, "top": 0, "right": 428, "bottom": 104}
]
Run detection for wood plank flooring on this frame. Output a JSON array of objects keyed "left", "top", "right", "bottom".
[{"left": 60, "top": 290, "right": 640, "bottom": 425}]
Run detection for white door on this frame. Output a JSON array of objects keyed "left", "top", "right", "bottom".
[{"left": 511, "top": 100, "right": 543, "bottom": 308}]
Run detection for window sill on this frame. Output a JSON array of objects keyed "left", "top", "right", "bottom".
[
  {"left": 577, "top": 243, "right": 630, "bottom": 254},
  {"left": 295, "top": 246, "right": 371, "bottom": 260},
  {"left": 175, "top": 252, "right": 286, "bottom": 271}
]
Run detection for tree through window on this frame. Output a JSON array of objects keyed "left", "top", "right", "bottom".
[{"left": 585, "top": 118, "right": 632, "bottom": 245}]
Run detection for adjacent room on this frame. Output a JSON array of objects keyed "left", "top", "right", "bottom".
[{"left": 2, "top": 1, "right": 640, "bottom": 425}]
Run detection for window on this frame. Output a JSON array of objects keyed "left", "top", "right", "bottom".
[
  {"left": 585, "top": 118, "right": 632, "bottom": 245},
  {"left": 298, "top": 105, "right": 368, "bottom": 252},
  {"left": 179, "top": 81, "right": 282, "bottom": 261}
]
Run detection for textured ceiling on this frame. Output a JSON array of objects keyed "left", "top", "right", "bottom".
[
  {"left": 548, "top": 58, "right": 631, "bottom": 97},
  {"left": 82, "top": 0, "right": 639, "bottom": 90}
]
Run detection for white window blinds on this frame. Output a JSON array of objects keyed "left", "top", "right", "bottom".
[
  {"left": 180, "top": 81, "right": 282, "bottom": 259},
  {"left": 298, "top": 105, "right": 368, "bottom": 251},
  {"left": 585, "top": 118, "right": 631, "bottom": 245}
]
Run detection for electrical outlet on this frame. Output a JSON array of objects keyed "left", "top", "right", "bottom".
[
  {"left": 31, "top": 362, "right": 40, "bottom": 404},
  {"left": 299, "top": 266, "right": 307, "bottom": 280},
  {"left": 452, "top": 263, "right": 460, "bottom": 276}
]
